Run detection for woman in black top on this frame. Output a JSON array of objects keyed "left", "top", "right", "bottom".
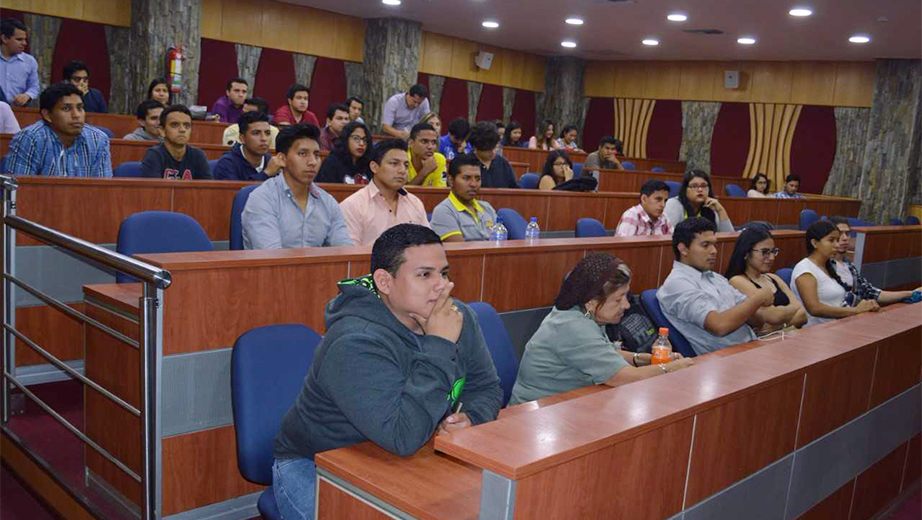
[
  {"left": 725, "top": 226, "right": 807, "bottom": 332},
  {"left": 501, "top": 121, "right": 527, "bottom": 148},
  {"left": 316, "top": 121, "right": 371, "bottom": 184}
]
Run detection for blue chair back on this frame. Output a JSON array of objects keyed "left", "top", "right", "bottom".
[
  {"left": 497, "top": 208, "right": 527, "bottom": 240},
  {"left": 651, "top": 167, "right": 665, "bottom": 173},
  {"left": 230, "top": 185, "right": 259, "bottom": 250},
  {"left": 665, "top": 181, "right": 681, "bottom": 198},
  {"left": 231, "top": 324, "right": 322, "bottom": 484},
  {"left": 799, "top": 209, "right": 819, "bottom": 231},
  {"left": 725, "top": 183, "right": 747, "bottom": 197},
  {"left": 572, "top": 162, "right": 584, "bottom": 179},
  {"left": 640, "top": 289, "right": 696, "bottom": 358},
  {"left": 776, "top": 268, "right": 793, "bottom": 288},
  {"left": 518, "top": 172, "right": 540, "bottom": 189},
  {"left": 575, "top": 218, "right": 606, "bottom": 238},
  {"left": 908, "top": 216, "right": 921, "bottom": 226},
  {"left": 208, "top": 159, "right": 219, "bottom": 173},
  {"left": 427, "top": 213, "right": 433, "bottom": 222},
  {"left": 116, "top": 211, "right": 213, "bottom": 283},
  {"left": 889, "top": 218, "right": 903, "bottom": 226},
  {"left": 622, "top": 161, "right": 636, "bottom": 170},
  {"left": 113, "top": 161, "right": 143, "bottom": 178},
  {"left": 468, "top": 302, "right": 518, "bottom": 407},
  {"left": 93, "top": 125, "right": 115, "bottom": 138}
]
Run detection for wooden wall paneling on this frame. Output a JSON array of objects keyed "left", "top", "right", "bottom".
[
  {"left": 14, "top": 304, "right": 85, "bottom": 366},
  {"left": 644, "top": 61, "right": 681, "bottom": 100},
  {"left": 796, "top": 346, "right": 877, "bottom": 448},
  {"left": 498, "top": 48, "right": 525, "bottom": 91},
  {"left": 545, "top": 193, "right": 609, "bottom": 233},
  {"left": 419, "top": 32, "right": 451, "bottom": 77},
  {"left": 474, "top": 45, "right": 504, "bottom": 86},
  {"left": 449, "top": 39, "right": 478, "bottom": 82},
  {"left": 20, "top": 0, "right": 130, "bottom": 27},
  {"left": 601, "top": 195, "right": 637, "bottom": 230},
  {"left": 781, "top": 105, "right": 802, "bottom": 184},
  {"left": 775, "top": 200, "right": 807, "bottom": 226},
  {"left": 513, "top": 418, "right": 694, "bottom": 520},
  {"left": 833, "top": 62, "right": 875, "bottom": 108},
  {"left": 750, "top": 61, "right": 794, "bottom": 104},
  {"left": 741, "top": 103, "right": 759, "bottom": 182},
  {"left": 758, "top": 103, "right": 776, "bottom": 176},
  {"left": 888, "top": 231, "right": 912, "bottom": 261},
  {"left": 638, "top": 98, "right": 655, "bottom": 158},
  {"left": 685, "top": 374, "right": 803, "bottom": 505},
  {"left": 526, "top": 54, "right": 546, "bottom": 92},
  {"left": 445, "top": 254, "right": 485, "bottom": 304},
  {"left": 261, "top": 0, "right": 302, "bottom": 54},
  {"left": 317, "top": 479, "right": 395, "bottom": 520},
  {"left": 712, "top": 61, "right": 752, "bottom": 103},
  {"left": 584, "top": 62, "right": 615, "bottom": 98},
  {"left": 481, "top": 249, "right": 585, "bottom": 312},
  {"left": 860, "top": 233, "right": 892, "bottom": 264},
  {"left": 220, "top": 0, "right": 263, "bottom": 47},
  {"left": 298, "top": 6, "right": 336, "bottom": 59},
  {"left": 333, "top": 16, "right": 365, "bottom": 63},
  {"left": 850, "top": 443, "right": 910, "bottom": 520},
  {"left": 478, "top": 191, "right": 551, "bottom": 228},
  {"left": 200, "top": 0, "right": 223, "bottom": 38},
  {"left": 678, "top": 61, "right": 718, "bottom": 101},
  {"left": 162, "top": 426, "right": 265, "bottom": 515},
  {"left": 868, "top": 327, "right": 922, "bottom": 408},
  {"left": 170, "top": 184, "right": 240, "bottom": 241},
  {"left": 795, "top": 479, "right": 856, "bottom": 520},
  {"left": 790, "top": 61, "right": 838, "bottom": 106},
  {"left": 612, "top": 62, "right": 647, "bottom": 99},
  {"left": 591, "top": 244, "right": 664, "bottom": 293}
]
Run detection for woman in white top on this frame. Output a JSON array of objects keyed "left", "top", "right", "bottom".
[
  {"left": 792, "top": 220, "right": 879, "bottom": 327},
  {"left": 746, "top": 173, "right": 771, "bottom": 198},
  {"left": 528, "top": 119, "right": 563, "bottom": 151},
  {"left": 664, "top": 170, "right": 735, "bottom": 232}
]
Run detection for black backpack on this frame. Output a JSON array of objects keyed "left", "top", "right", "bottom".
[
  {"left": 606, "top": 293, "right": 658, "bottom": 353},
  {"left": 553, "top": 176, "right": 598, "bottom": 192}
]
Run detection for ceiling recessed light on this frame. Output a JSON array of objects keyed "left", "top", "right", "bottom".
[
  {"left": 737, "top": 37, "right": 757, "bottom": 45},
  {"left": 849, "top": 35, "right": 870, "bottom": 43},
  {"left": 561, "top": 40, "right": 577, "bottom": 48},
  {"left": 565, "top": 18, "right": 584, "bottom": 25},
  {"left": 481, "top": 20, "right": 499, "bottom": 29},
  {"left": 381, "top": 0, "right": 400, "bottom": 5},
  {"left": 789, "top": 8, "right": 812, "bottom": 17},
  {"left": 667, "top": 13, "right": 687, "bottom": 22},
  {"left": 642, "top": 39, "right": 659, "bottom": 46}
]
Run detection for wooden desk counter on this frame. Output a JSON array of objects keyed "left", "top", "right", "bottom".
[{"left": 502, "top": 146, "right": 687, "bottom": 174}]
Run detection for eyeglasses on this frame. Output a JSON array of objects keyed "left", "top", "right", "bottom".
[
  {"left": 348, "top": 135, "right": 368, "bottom": 143},
  {"left": 688, "top": 183, "right": 710, "bottom": 191},
  {"left": 752, "top": 248, "right": 781, "bottom": 257}
]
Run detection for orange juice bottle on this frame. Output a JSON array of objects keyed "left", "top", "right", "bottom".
[{"left": 651, "top": 328, "right": 673, "bottom": 364}]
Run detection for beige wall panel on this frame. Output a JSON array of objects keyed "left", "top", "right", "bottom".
[
  {"left": 333, "top": 17, "right": 365, "bottom": 62},
  {"left": 200, "top": 0, "right": 223, "bottom": 39},
  {"left": 82, "top": 0, "right": 129, "bottom": 26},
  {"left": 644, "top": 62, "right": 681, "bottom": 100},
  {"left": 749, "top": 61, "right": 793, "bottom": 104},
  {"left": 678, "top": 61, "right": 718, "bottom": 100},
  {"left": 758, "top": 104, "right": 776, "bottom": 176},
  {"left": 27, "top": 0, "right": 80, "bottom": 20},
  {"left": 782, "top": 105, "right": 802, "bottom": 179},
  {"left": 500, "top": 52, "right": 525, "bottom": 90},
  {"left": 419, "top": 31, "right": 454, "bottom": 77},
  {"left": 527, "top": 55, "right": 547, "bottom": 92},
  {"left": 743, "top": 103, "right": 758, "bottom": 178},
  {"left": 584, "top": 61, "right": 615, "bottom": 97},
  {"left": 449, "top": 39, "right": 478, "bottom": 81},
  {"left": 221, "top": 0, "right": 263, "bottom": 47},
  {"left": 612, "top": 62, "right": 647, "bottom": 99},
  {"left": 262, "top": 1, "right": 301, "bottom": 53},
  {"left": 297, "top": 7, "right": 336, "bottom": 59},
  {"left": 790, "top": 61, "right": 838, "bottom": 105},
  {"left": 712, "top": 62, "right": 752, "bottom": 103},
  {"left": 766, "top": 104, "right": 785, "bottom": 177},
  {"left": 639, "top": 98, "right": 656, "bottom": 157},
  {"left": 833, "top": 61, "right": 875, "bottom": 107}
]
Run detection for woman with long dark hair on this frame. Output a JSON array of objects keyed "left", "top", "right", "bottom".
[
  {"left": 528, "top": 119, "right": 562, "bottom": 151},
  {"left": 147, "top": 77, "right": 172, "bottom": 106},
  {"left": 747, "top": 173, "right": 771, "bottom": 197},
  {"left": 538, "top": 150, "right": 573, "bottom": 190},
  {"left": 508, "top": 253, "right": 693, "bottom": 405},
  {"left": 316, "top": 121, "right": 371, "bottom": 184},
  {"left": 501, "top": 121, "right": 526, "bottom": 148},
  {"left": 663, "top": 170, "right": 734, "bottom": 232},
  {"left": 791, "top": 221, "right": 879, "bottom": 326},
  {"left": 725, "top": 227, "right": 807, "bottom": 331}
]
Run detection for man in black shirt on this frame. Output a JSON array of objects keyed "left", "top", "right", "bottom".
[
  {"left": 468, "top": 121, "right": 517, "bottom": 189},
  {"left": 140, "top": 104, "right": 212, "bottom": 180}
]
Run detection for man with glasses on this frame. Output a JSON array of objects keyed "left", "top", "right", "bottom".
[{"left": 63, "top": 61, "right": 107, "bottom": 113}]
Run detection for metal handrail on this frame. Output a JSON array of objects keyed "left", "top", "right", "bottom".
[{"left": 2, "top": 214, "right": 172, "bottom": 290}]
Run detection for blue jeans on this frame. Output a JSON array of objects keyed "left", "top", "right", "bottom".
[{"left": 273, "top": 458, "right": 316, "bottom": 520}]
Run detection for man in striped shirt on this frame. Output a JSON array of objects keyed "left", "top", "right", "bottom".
[
  {"left": 615, "top": 179, "right": 673, "bottom": 237},
  {"left": 4, "top": 83, "right": 111, "bottom": 177}
]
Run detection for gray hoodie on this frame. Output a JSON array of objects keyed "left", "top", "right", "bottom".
[
  {"left": 122, "top": 127, "right": 162, "bottom": 142},
  {"left": 274, "top": 275, "right": 503, "bottom": 459}
]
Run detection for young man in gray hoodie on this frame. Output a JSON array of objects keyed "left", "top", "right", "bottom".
[
  {"left": 122, "top": 100, "right": 163, "bottom": 142},
  {"left": 273, "top": 223, "right": 503, "bottom": 520}
]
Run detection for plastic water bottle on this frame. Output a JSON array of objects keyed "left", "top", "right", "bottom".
[
  {"left": 651, "top": 328, "right": 673, "bottom": 364},
  {"left": 491, "top": 218, "right": 508, "bottom": 242},
  {"left": 525, "top": 217, "right": 541, "bottom": 241}
]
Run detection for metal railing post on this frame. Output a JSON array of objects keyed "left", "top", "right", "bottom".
[
  {"left": 1, "top": 176, "right": 16, "bottom": 424},
  {"left": 139, "top": 283, "right": 164, "bottom": 520}
]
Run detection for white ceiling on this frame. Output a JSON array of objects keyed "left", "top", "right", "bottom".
[{"left": 283, "top": 0, "right": 922, "bottom": 62}]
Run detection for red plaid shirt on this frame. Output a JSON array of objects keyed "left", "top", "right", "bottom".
[{"left": 615, "top": 204, "right": 673, "bottom": 237}]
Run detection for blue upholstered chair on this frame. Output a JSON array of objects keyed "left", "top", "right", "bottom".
[
  {"left": 468, "top": 302, "right": 518, "bottom": 407},
  {"left": 575, "top": 218, "right": 606, "bottom": 238},
  {"left": 776, "top": 268, "right": 793, "bottom": 288},
  {"left": 518, "top": 173, "right": 540, "bottom": 189},
  {"left": 622, "top": 161, "right": 636, "bottom": 170},
  {"left": 651, "top": 167, "right": 665, "bottom": 173},
  {"left": 572, "top": 162, "right": 584, "bottom": 179},
  {"left": 92, "top": 125, "right": 115, "bottom": 138},
  {"left": 665, "top": 181, "right": 681, "bottom": 199},
  {"left": 799, "top": 209, "right": 819, "bottom": 231},
  {"left": 908, "top": 216, "right": 921, "bottom": 226},
  {"left": 116, "top": 211, "right": 212, "bottom": 283},
  {"left": 113, "top": 161, "right": 143, "bottom": 178},
  {"left": 640, "top": 289, "right": 696, "bottom": 358},
  {"left": 208, "top": 159, "right": 219, "bottom": 173},
  {"left": 231, "top": 324, "right": 323, "bottom": 520},
  {"left": 725, "top": 184, "right": 747, "bottom": 197},
  {"left": 230, "top": 185, "right": 259, "bottom": 250},
  {"left": 497, "top": 208, "right": 527, "bottom": 240},
  {"left": 889, "top": 218, "right": 903, "bottom": 226}
]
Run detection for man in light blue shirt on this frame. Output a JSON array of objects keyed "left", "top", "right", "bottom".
[
  {"left": 657, "top": 218, "right": 773, "bottom": 355},
  {"left": 242, "top": 124, "right": 353, "bottom": 249},
  {"left": 0, "top": 19, "right": 39, "bottom": 106},
  {"left": 381, "top": 84, "right": 430, "bottom": 140},
  {"left": 773, "top": 174, "right": 804, "bottom": 199},
  {"left": 4, "top": 83, "right": 112, "bottom": 177}
]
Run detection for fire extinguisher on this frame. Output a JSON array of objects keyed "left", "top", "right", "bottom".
[{"left": 167, "top": 45, "right": 183, "bottom": 94}]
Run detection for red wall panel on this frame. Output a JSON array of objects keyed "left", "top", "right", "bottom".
[
  {"left": 0, "top": 9, "right": 25, "bottom": 22},
  {"left": 416, "top": 73, "right": 429, "bottom": 92},
  {"left": 309, "top": 57, "right": 348, "bottom": 128},
  {"left": 790, "top": 105, "right": 837, "bottom": 194},
  {"left": 646, "top": 99, "right": 682, "bottom": 161},
  {"left": 710, "top": 102, "right": 751, "bottom": 177},
  {"left": 254, "top": 48, "right": 296, "bottom": 116},
  {"left": 51, "top": 19, "right": 111, "bottom": 103},
  {"left": 197, "top": 39, "right": 238, "bottom": 111},
  {"left": 581, "top": 97, "right": 614, "bottom": 154},
  {"left": 439, "top": 77, "right": 468, "bottom": 130},
  {"left": 510, "top": 90, "right": 537, "bottom": 141},
  {"left": 475, "top": 83, "right": 504, "bottom": 123}
]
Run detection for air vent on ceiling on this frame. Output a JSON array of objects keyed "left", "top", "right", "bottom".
[{"left": 683, "top": 29, "right": 725, "bottom": 35}]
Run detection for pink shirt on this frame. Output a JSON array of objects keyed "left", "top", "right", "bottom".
[{"left": 339, "top": 181, "right": 430, "bottom": 245}]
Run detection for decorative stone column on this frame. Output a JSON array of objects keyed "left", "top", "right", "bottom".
[
  {"left": 427, "top": 75, "right": 445, "bottom": 115},
  {"left": 467, "top": 81, "right": 483, "bottom": 124},
  {"left": 541, "top": 56, "right": 586, "bottom": 131},
  {"left": 128, "top": 0, "right": 203, "bottom": 109},
  {"left": 361, "top": 18, "right": 422, "bottom": 132},
  {"left": 679, "top": 101, "right": 721, "bottom": 173},
  {"left": 823, "top": 107, "right": 870, "bottom": 199},
  {"left": 236, "top": 44, "right": 262, "bottom": 94},
  {"left": 105, "top": 25, "right": 132, "bottom": 114},
  {"left": 502, "top": 87, "right": 516, "bottom": 123},
  {"left": 343, "top": 61, "right": 365, "bottom": 102},
  {"left": 293, "top": 53, "right": 317, "bottom": 89},
  {"left": 23, "top": 13, "right": 61, "bottom": 95}
]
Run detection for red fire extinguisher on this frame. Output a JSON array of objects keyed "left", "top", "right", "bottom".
[{"left": 167, "top": 45, "right": 183, "bottom": 94}]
